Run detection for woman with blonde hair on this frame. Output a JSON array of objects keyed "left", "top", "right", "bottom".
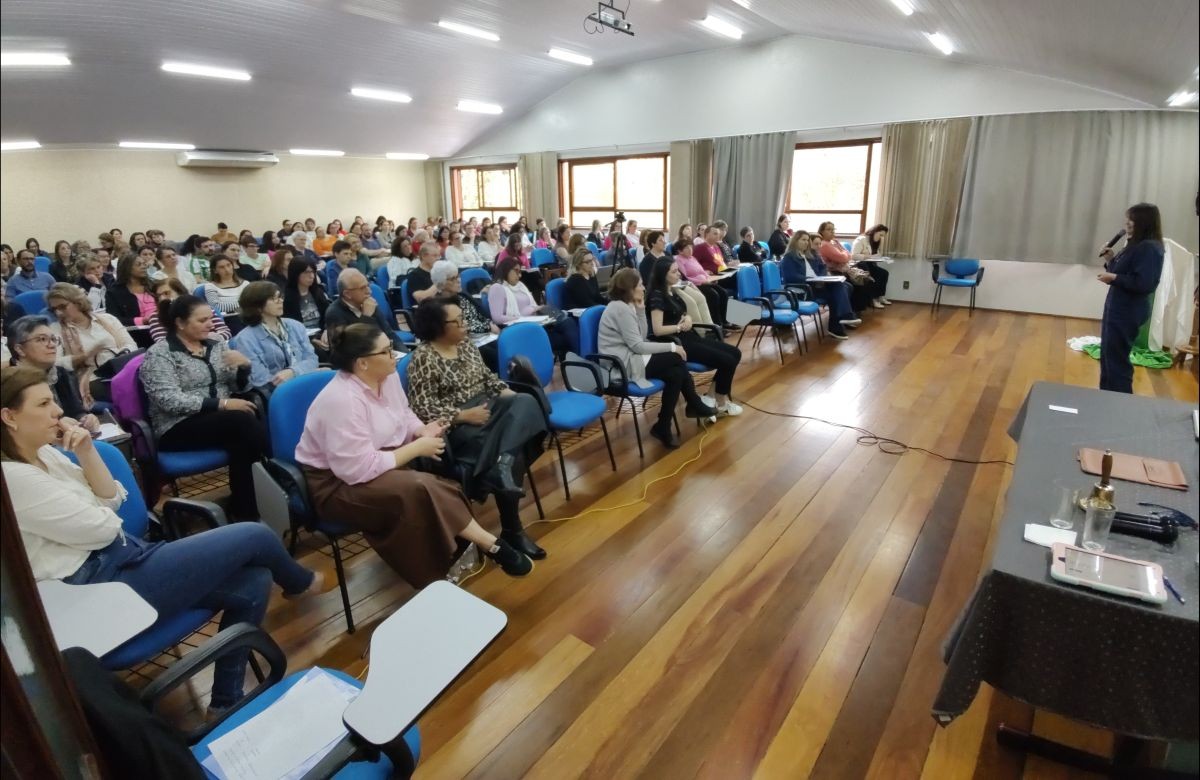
[{"left": 46, "top": 284, "right": 136, "bottom": 396}]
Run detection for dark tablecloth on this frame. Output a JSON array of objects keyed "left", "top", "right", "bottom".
[{"left": 933, "top": 382, "right": 1199, "bottom": 740}]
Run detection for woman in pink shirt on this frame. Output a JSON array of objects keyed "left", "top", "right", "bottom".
[
  {"left": 817, "top": 221, "right": 883, "bottom": 309},
  {"left": 494, "top": 234, "right": 543, "bottom": 302},
  {"left": 672, "top": 240, "right": 732, "bottom": 328},
  {"left": 294, "top": 323, "right": 533, "bottom": 583}
]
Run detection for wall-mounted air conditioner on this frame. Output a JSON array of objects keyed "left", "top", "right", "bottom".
[{"left": 176, "top": 150, "right": 279, "bottom": 168}]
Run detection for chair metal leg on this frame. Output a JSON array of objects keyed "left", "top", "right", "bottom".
[
  {"left": 554, "top": 432, "right": 571, "bottom": 499},
  {"left": 776, "top": 327, "right": 786, "bottom": 364},
  {"left": 598, "top": 417, "right": 617, "bottom": 471},
  {"left": 796, "top": 321, "right": 808, "bottom": 353},
  {"left": 326, "top": 534, "right": 355, "bottom": 634},
  {"left": 630, "top": 397, "right": 645, "bottom": 458},
  {"left": 526, "top": 465, "right": 544, "bottom": 519},
  {"left": 970, "top": 286, "right": 976, "bottom": 316},
  {"left": 248, "top": 653, "right": 265, "bottom": 683},
  {"left": 736, "top": 325, "right": 747, "bottom": 349},
  {"left": 673, "top": 412, "right": 680, "bottom": 436}
]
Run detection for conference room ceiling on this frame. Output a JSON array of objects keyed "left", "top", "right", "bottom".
[{"left": 1, "top": 0, "right": 1196, "bottom": 159}]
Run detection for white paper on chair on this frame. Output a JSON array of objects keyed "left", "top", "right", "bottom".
[
  {"left": 808, "top": 275, "right": 846, "bottom": 283},
  {"left": 204, "top": 668, "right": 360, "bottom": 780},
  {"left": 508, "top": 315, "right": 551, "bottom": 325},
  {"left": 96, "top": 423, "right": 127, "bottom": 441},
  {"left": 858, "top": 256, "right": 893, "bottom": 265},
  {"left": 471, "top": 334, "right": 498, "bottom": 347}
]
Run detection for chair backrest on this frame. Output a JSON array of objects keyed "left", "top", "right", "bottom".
[
  {"left": 496, "top": 323, "right": 553, "bottom": 385},
  {"left": 400, "top": 278, "right": 414, "bottom": 310},
  {"left": 945, "top": 258, "right": 980, "bottom": 278},
  {"left": 598, "top": 250, "right": 612, "bottom": 267},
  {"left": 531, "top": 248, "right": 555, "bottom": 268},
  {"left": 840, "top": 241, "right": 852, "bottom": 252},
  {"left": 267, "top": 369, "right": 336, "bottom": 462},
  {"left": 460, "top": 267, "right": 490, "bottom": 295},
  {"left": 374, "top": 266, "right": 390, "bottom": 290},
  {"left": 578, "top": 305, "right": 605, "bottom": 356},
  {"left": 760, "top": 260, "right": 783, "bottom": 292},
  {"left": 586, "top": 241, "right": 600, "bottom": 257},
  {"left": 34, "top": 257, "right": 51, "bottom": 274},
  {"left": 14, "top": 290, "right": 49, "bottom": 314},
  {"left": 544, "top": 278, "right": 566, "bottom": 310},
  {"left": 735, "top": 265, "right": 763, "bottom": 300},
  {"left": 111, "top": 353, "right": 148, "bottom": 425},
  {"left": 396, "top": 352, "right": 413, "bottom": 393},
  {"left": 192, "top": 284, "right": 207, "bottom": 298},
  {"left": 63, "top": 441, "right": 150, "bottom": 536},
  {"left": 757, "top": 240, "right": 771, "bottom": 259},
  {"left": 369, "top": 282, "right": 396, "bottom": 328}
]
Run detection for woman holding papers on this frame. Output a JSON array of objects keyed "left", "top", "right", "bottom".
[
  {"left": 487, "top": 257, "right": 578, "bottom": 357},
  {"left": 781, "top": 232, "right": 861, "bottom": 340},
  {"left": 849, "top": 224, "right": 892, "bottom": 305}
]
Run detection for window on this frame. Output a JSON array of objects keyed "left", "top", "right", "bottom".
[
  {"left": 786, "top": 140, "right": 882, "bottom": 237},
  {"left": 559, "top": 154, "right": 668, "bottom": 231},
  {"left": 451, "top": 165, "right": 520, "bottom": 224}
]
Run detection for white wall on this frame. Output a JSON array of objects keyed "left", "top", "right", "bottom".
[
  {"left": 457, "top": 34, "right": 1147, "bottom": 157},
  {"left": 0, "top": 150, "right": 429, "bottom": 242}
]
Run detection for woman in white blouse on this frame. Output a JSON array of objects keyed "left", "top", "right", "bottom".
[
  {"left": 204, "top": 254, "right": 250, "bottom": 316},
  {"left": 46, "top": 283, "right": 136, "bottom": 392},
  {"left": 475, "top": 224, "right": 503, "bottom": 268},
  {"left": 0, "top": 364, "right": 322, "bottom": 713},
  {"left": 445, "top": 229, "right": 482, "bottom": 269}
]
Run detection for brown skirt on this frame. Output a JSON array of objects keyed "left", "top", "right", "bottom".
[{"left": 302, "top": 465, "right": 474, "bottom": 588}]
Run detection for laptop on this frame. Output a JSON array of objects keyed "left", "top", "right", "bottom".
[{"left": 595, "top": 264, "right": 615, "bottom": 287}]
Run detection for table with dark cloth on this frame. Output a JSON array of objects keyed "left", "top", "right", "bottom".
[{"left": 933, "top": 381, "right": 1199, "bottom": 740}]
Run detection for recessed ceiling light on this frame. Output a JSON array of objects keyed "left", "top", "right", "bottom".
[
  {"left": 437, "top": 20, "right": 500, "bottom": 42},
  {"left": 457, "top": 99, "right": 503, "bottom": 115},
  {"left": 700, "top": 15, "right": 743, "bottom": 40},
  {"left": 0, "top": 140, "right": 41, "bottom": 151},
  {"left": 888, "top": 0, "right": 915, "bottom": 16},
  {"left": 161, "top": 61, "right": 252, "bottom": 81},
  {"left": 119, "top": 140, "right": 195, "bottom": 150},
  {"left": 1167, "top": 90, "right": 1198, "bottom": 107},
  {"left": 386, "top": 152, "right": 430, "bottom": 160},
  {"left": 351, "top": 87, "right": 413, "bottom": 103},
  {"left": 925, "top": 32, "right": 954, "bottom": 56},
  {"left": 1, "top": 52, "right": 71, "bottom": 67},
  {"left": 547, "top": 48, "right": 593, "bottom": 66},
  {"left": 290, "top": 148, "right": 345, "bottom": 157}
]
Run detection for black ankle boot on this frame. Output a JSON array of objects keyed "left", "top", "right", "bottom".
[
  {"left": 649, "top": 423, "right": 680, "bottom": 449},
  {"left": 482, "top": 453, "right": 524, "bottom": 498},
  {"left": 486, "top": 539, "right": 533, "bottom": 577},
  {"left": 502, "top": 529, "right": 547, "bottom": 560}
]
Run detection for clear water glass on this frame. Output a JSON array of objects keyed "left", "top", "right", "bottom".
[
  {"left": 1080, "top": 501, "right": 1116, "bottom": 552},
  {"left": 1048, "top": 479, "right": 1079, "bottom": 530}
]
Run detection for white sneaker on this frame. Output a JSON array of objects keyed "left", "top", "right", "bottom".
[
  {"left": 828, "top": 331, "right": 849, "bottom": 341},
  {"left": 717, "top": 401, "right": 743, "bottom": 416},
  {"left": 839, "top": 318, "right": 862, "bottom": 328},
  {"left": 879, "top": 297, "right": 892, "bottom": 305},
  {"left": 872, "top": 300, "right": 885, "bottom": 309},
  {"left": 700, "top": 395, "right": 715, "bottom": 408}
]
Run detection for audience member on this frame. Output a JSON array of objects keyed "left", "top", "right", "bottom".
[
  {"left": 283, "top": 259, "right": 330, "bottom": 336},
  {"left": 496, "top": 233, "right": 543, "bottom": 301},
  {"left": 446, "top": 229, "right": 482, "bottom": 269},
  {"left": 324, "top": 269, "right": 400, "bottom": 349},
  {"left": 768, "top": 215, "right": 792, "bottom": 259},
  {"left": 429, "top": 260, "right": 499, "bottom": 370},
  {"left": 642, "top": 233, "right": 712, "bottom": 324},
  {"left": 49, "top": 240, "right": 76, "bottom": 283},
  {"left": 475, "top": 224, "right": 503, "bottom": 268},
  {"left": 312, "top": 224, "right": 336, "bottom": 258},
  {"left": 156, "top": 246, "right": 196, "bottom": 293},
  {"left": 136, "top": 245, "right": 165, "bottom": 282},
  {"left": 6, "top": 315, "right": 98, "bottom": 430},
  {"left": 6, "top": 249, "right": 56, "bottom": 300},
  {"left": 326, "top": 240, "right": 358, "bottom": 289},
  {"left": 693, "top": 225, "right": 730, "bottom": 276},
  {"left": 817, "top": 222, "right": 884, "bottom": 309},
  {"left": 46, "top": 284, "right": 136, "bottom": 394},
  {"left": 386, "top": 236, "right": 416, "bottom": 287},
  {"left": 563, "top": 249, "right": 607, "bottom": 310},
  {"left": 179, "top": 234, "right": 217, "bottom": 281},
  {"left": 780, "top": 231, "right": 860, "bottom": 340},
  {"left": 674, "top": 239, "right": 732, "bottom": 328},
  {"left": 586, "top": 220, "right": 604, "bottom": 247},
  {"left": 74, "top": 255, "right": 111, "bottom": 312},
  {"left": 849, "top": 224, "right": 892, "bottom": 305},
  {"left": 737, "top": 226, "right": 765, "bottom": 263},
  {"left": 231, "top": 282, "right": 319, "bottom": 394},
  {"left": 237, "top": 237, "right": 267, "bottom": 281},
  {"left": 27, "top": 237, "right": 48, "bottom": 257},
  {"left": 408, "top": 243, "right": 441, "bottom": 303},
  {"left": 146, "top": 278, "right": 232, "bottom": 343},
  {"left": 211, "top": 222, "right": 237, "bottom": 244},
  {"left": 105, "top": 252, "right": 155, "bottom": 326},
  {"left": 263, "top": 246, "right": 290, "bottom": 289},
  {"left": 205, "top": 255, "right": 250, "bottom": 316}
]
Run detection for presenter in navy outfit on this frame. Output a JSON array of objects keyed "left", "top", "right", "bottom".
[{"left": 1096, "top": 202, "right": 1165, "bottom": 394}]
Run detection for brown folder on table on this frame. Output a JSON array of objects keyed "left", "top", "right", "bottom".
[{"left": 1077, "top": 448, "right": 1188, "bottom": 491}]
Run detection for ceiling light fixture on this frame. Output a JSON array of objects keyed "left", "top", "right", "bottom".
[
  {"left": 457, "top": 99, "right": 503, "bottom": 115},
  {"left": 0, "top": 140, "right": 41, "bottom": 151},
  {"left": 1167, "top": 90, "right": 1198, "bottom": 107},
  {"left": 386, "top": 152, "right": 430, "bottom": 160},
  {"left": 700, "top": 15, "right": 743, "bottom": 40},
  {"left": 437, "top": 20, "right": 500, "bottom": 42},
  {"left": 351, "top": 87, "right": 413, "bottom": 103},
  {"left": 161, "top": 61, "right": 252, "bottom": 81},
  {"left": 289, "top": 148, "right": 345, "bottom": 157},
  {"left": 888, "top": 0, "right": 915, "bottom": 16},
  {"left": 119, "top": 140, "right": 195, "bottom": 150},
  {"left": 1, "top": 52, "right": 71, "bottom": 67},
  {"left": 548, "top": 48, "right": 593, "bottom": 66},
  {"left": 925, "top": 31, "right": 954, "bottom": 56}
]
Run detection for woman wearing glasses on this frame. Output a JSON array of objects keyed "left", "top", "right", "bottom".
[
  {"left": 46, "top": 284, "right": 136, "bottom": 400},
  {"left": 104, "top": 251, "right": 156, "bottom": 326},
  {"left": 6, "top": 315, "right": 99, "bottom": 432},
  {"left": 229, "top": 282, "right": 319, "bottom": 395}
]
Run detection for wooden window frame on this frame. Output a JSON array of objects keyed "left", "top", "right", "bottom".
[
  {"left": 559, "top": 153, "right": 669, "bottom": 231},
  {"left": 785, "top": 138, "right": 880, "bottom": 237},
  {"left": 450, "top": 164, "right": 519, "bottom": 222}
]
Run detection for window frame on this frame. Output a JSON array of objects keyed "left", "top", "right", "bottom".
[
  {"left": 558, "top": 152, "right": 669, "bottom": 231},
  {"left": 450, "top": 164, "right": 520, "bottom": 222},
  {"left": 785, "top": 138, "right": 881, "bottom": 237}
]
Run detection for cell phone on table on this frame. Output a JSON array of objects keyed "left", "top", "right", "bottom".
[{"left": 1049, "top": 543, "right": 1167, "bottom": 604}]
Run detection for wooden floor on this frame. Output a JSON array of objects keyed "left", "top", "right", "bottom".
[{"left": 245, "top": 302, "right": 1197, "bottom": 779}]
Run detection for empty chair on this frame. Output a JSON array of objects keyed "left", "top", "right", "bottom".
[
  {"left": 460, "top": 267, "right": 491, "bottom": 295},
  {"left": 14, "top": 289, "right": 48, "bottom": 314},
  {"left": 734, "top": 265, "right": 802, "bottom": 364},
  {"left": 544, "top": 277, "right": 567, "bottom": 310},
  {"left": 760, "top": 260, "right": 821, "bottom": 344},
  {"left": 931, "top": 259, "right": 985, "bottom": 316}
]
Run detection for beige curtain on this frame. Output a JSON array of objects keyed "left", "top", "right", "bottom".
[
  {"left": 424, "top": 161, "right": 446, "bottom": 219},
  {"left": 517, "top": 152, "right": 559, "bottom": 222},
  {"left": 876, "top": 119, "right": 971, "bottom": 259}
]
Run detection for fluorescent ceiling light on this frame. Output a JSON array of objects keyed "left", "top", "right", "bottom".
[
  {"left": 888, "top": 0, "right": 915, "bottom": 15},
  {"left": 1, "top": 52, "right": 71, "bottom": 67},
  {"left": 437, "top": 20, "right": 499, "bottom": 42},
  {"left": 119, "top": 140, "right": 195, "bottom": 150},
  {"left": 386, "top": 152, "right": 430, "bottom": 160},
  {"left": 161, "top": 61, "right": 251, "bottom": 81},
  {"left": 700, "top": 15, "right": 742, "bottom": 40},
  {"left": 925, "top": 32, "right": 954, "bottom": 55},
  {"left": 457, "top": 99, "right": 502, "bottom": 115},
  {"left": 1, "top": 140, "right": 41, "bottom": 151},
  {"left": 548, "top": 48, "right": 593, "bottom": 66},
  {"left": 1167, "top": 90, "right": 1198, "bottom": 107},
  {"left": 351, "top": 86, "right": 413, "bottom": 103},
  {"left": 290, "top": 148, "right": 345, "bottom": 157}
]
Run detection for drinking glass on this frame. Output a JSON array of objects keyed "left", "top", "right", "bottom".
[
  {"left": 1048, "top": 479, "right": 1079, "bottom": 530},
  {"left": 1080, "top": 501, "right": 1116, "bottom": 552}
]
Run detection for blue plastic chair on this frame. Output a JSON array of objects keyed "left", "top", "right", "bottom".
[
  {"left": 14, "top": 289, "right": 48, "bottom": 314},
  {"left": 396, "top": 352, "right": 414, "bottom": 393},
  {"left": 586, "top": 241, "right": 601, "bottom": 257},
  {"left": 374, "top": 266, "right": 390, "bottom": 290},
  {"left": 33, "top": 256, "right": 51, "bottom": 274},
  {"left": 757, "top": 240, "right": 771, "bottom": 260},
  {"left": 497, "top": 323, "right": 615, "bottom": 499},
  {"left": 460, "top": 267, "right": 490, "bottom": 294},
  {"left": 734, "top": 265, "right": 801, "bottom": 364},
  {"left": 544, "top": 278, "right": 566, "bottom": 311},
  {"left": 577, "top": 306, "right": 673, "bottom": 459},
  {"left": 760, "top": 261, "right": 820, "bottom": 346},
  {"left": 192, "top": 284, "right": 208, "bottom": 298},
  {"left": 531, "top": 247, "right": 556, "bottom": 269},
  {"left": 932, "top": 259, "right": 985, "bottom": 316},
  {"left": 370, "top": 281, "right": 415, "bottom": 344}
]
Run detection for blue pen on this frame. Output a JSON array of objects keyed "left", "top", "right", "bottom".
[{"left": 1163, "top": 577, "right": 1185, "bottom": 605}]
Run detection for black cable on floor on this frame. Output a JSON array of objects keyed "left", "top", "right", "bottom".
[{"left": 736, "top": 400, "right": 1016, "bottom": 467}]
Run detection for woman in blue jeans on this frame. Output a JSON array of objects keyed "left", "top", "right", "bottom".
[{"left": 0, "top": 365, "right": 322, "bottom": 712}]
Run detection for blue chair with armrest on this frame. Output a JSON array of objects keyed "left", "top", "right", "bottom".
[
  {"left": 931, "top": 258, "right": 985, "bottom": 316},
  {"left": 760, "top": 260, "right": 820, "bottom": 346},
  {"left": 370, "top": 281, "right": 415, "bottom": 345},
  {"left": 14, "top": 290, "right": 48, "bottom": 314},
  {"left": 734, "top": 265, "right": 801, "bottom": 364}
]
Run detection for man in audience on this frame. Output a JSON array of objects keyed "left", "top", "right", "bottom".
[
  {"left": 693, "top": 225, "right": 730, "bottom": 276},
  {"left": 346, "top": 234, "right": 386, "bottom": 270},
  {"left": 324, "top": 269, "right": 401, "bottom": 348},
  {"left": 146, "top": 229, "right": 167, "bottom": 250},
  {"left": 304, "top": 218, "right": 317, "bottom": 242},
  {"left": 407, "top": 243, "right": 441, "bottom": 304},
  {"left": 5, "top": 250, "right": 55, "bottom": 300},
  {"left": 326, "top": 240, "right": 358, "bottom": 288},
  {"left": 212, "top": 222, "right": 237, "bottom": 244}
]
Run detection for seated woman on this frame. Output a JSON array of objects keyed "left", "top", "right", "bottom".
[
  {"left": 156, "top": 246, "right": 196, "bottom": 293},
  {"left": 780, "top": 231, "right": 860, "bottom": 340},
  {"left": 444, "top": 230, "right": 481, "bottom": 270},
  {"left": 552, "top": 225, "right": 571, "bottom": 264},
  {"left": 7, "top": 315, "right": 99, "bottom": 432},
  {"left": 75, "top": 254, "right": 113, "bottom": 313},
  {"left": 812, "top": 229, "right": 875, "bottom": 313},
  {"left": 495, "top": 233, "right": 543, "bottom": 302},
  {"left": 1, "top": 364, "right": 321, "bottom": 715},
  {"left": 563, "top": 249, "right": 607, "bottom": 310},
  {"left": 204, "top": 254, "right": 250, "bottom": 317},
  {"left": 140, "top": 295, "right": 267, "bottom": 519},
  {"left": 145, "top": 278, "right": 232, "bottom": 343},
  {"left": 673, "top": 239, "right": 731, "bottom": 329},
  {"left": 105, "top": 251, "right": 156, "bottom": 326},
  {"left": 487, "top": 257, "right": 579, "bottom": 356},
  {"left": 637, "top": 232, "right": 711, "bottom": 325},
  {"left": 430, "top": 260, "right": 499, "bottom": 371},
  {"left": 263, "top": 245, "right": 290, "bottom": 290},
  {"left": 736, "top": 226, "right": 765, "bottom": 264},
  {"left": 49, "top": 240, "right": 76, "bottom": 283},
  {"left": 295, "top": 323, "right": 533, "bottom": 583},
  {"left": 817, "top": 221, "right": 883, "bottom": 309},
  {"left": 598, "top": 269, "right": 717, "bottom": 449},
  {"left": 586, "top": 219, "right": 604, "bottom": 248},
  {"left": 408, "top": 298, "right": 548, "bottom": 560},
  {"left": 283, "top": 258, "right": 329, "bottom": 334},
  {"left": 46, "top": 283, "right": 136, "bottom": 397},
  {"left": 768, "top": 215, "right": 791, "bottom": 259},
  {"left": 849, "top": 223, "right": 892, "bottom": 305},
  {"left": 475, "top": 224, "right": 503, "bottom": 269},
  {"left": 647, "top": 258, "right": 743, "bottom": 415},
  {"left": 231, "top": 281, "right": 319, "bottom": 395}
]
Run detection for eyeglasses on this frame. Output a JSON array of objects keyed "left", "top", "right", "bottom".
[
  {"left": 362, "top": 348, "right": 394, "bottom": 359},
  {"left": 22, "top": 334, "right": 61, "bottom": 347},
  {"left": 444, "top": 317, "right": 464, "bottom": 326}
]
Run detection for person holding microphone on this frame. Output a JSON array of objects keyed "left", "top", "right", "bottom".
[{"left": 1096, "top": 203, "right": 1165, "bottom": 393}]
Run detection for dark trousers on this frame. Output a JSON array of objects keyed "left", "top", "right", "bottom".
[
  {"left": 863, "top": 263, "right": 889, "bottom": 296},
  {"left": 813, "top": 282, "right": 856, "bottom": 334},
  {"left": 1099, "top": 307, "right": 1141, "bottom": 394},
  {"left": 645, "top": 351, "right": 708, "bottom": 429},
  {"left": 698, "top": 283, "right": 729, "bottom": 325},
  {"left": 158, "top": 409, "right": 269, "bottom": 516},
  {"left": 680, "top": 332, "right": 741, "bottom": 395},
  {"left": 848, "top": 282, "right": 874, "bottom": 313}
]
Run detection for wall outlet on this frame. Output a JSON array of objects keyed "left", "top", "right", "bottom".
[{"left": 902, "top": 280, "right": 910, "bottom": 290}]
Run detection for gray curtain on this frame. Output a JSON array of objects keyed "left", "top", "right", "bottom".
[
  {"left": 877, "top": 119, "right": 971, "bottom": 258},
  {"left": 953, "top": 111, "right": 1199, "bottom": 264},
  {"left": 668, "top": 139, "right": 714, "bottom": 230},
  {"left": 517, "top": 152, "right": 559, "bottom": 222},
  {"left": 712, "top": 132, "right": 791, "bottom": 239}
]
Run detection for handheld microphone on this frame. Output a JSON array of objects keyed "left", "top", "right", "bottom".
[{"left": 1098, "top": 229, "right": 1124, "bottom": 258}]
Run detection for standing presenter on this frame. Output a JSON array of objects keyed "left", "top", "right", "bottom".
[{"left": 1096, "top": 202, "right": 1164, "bottom": 393}]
